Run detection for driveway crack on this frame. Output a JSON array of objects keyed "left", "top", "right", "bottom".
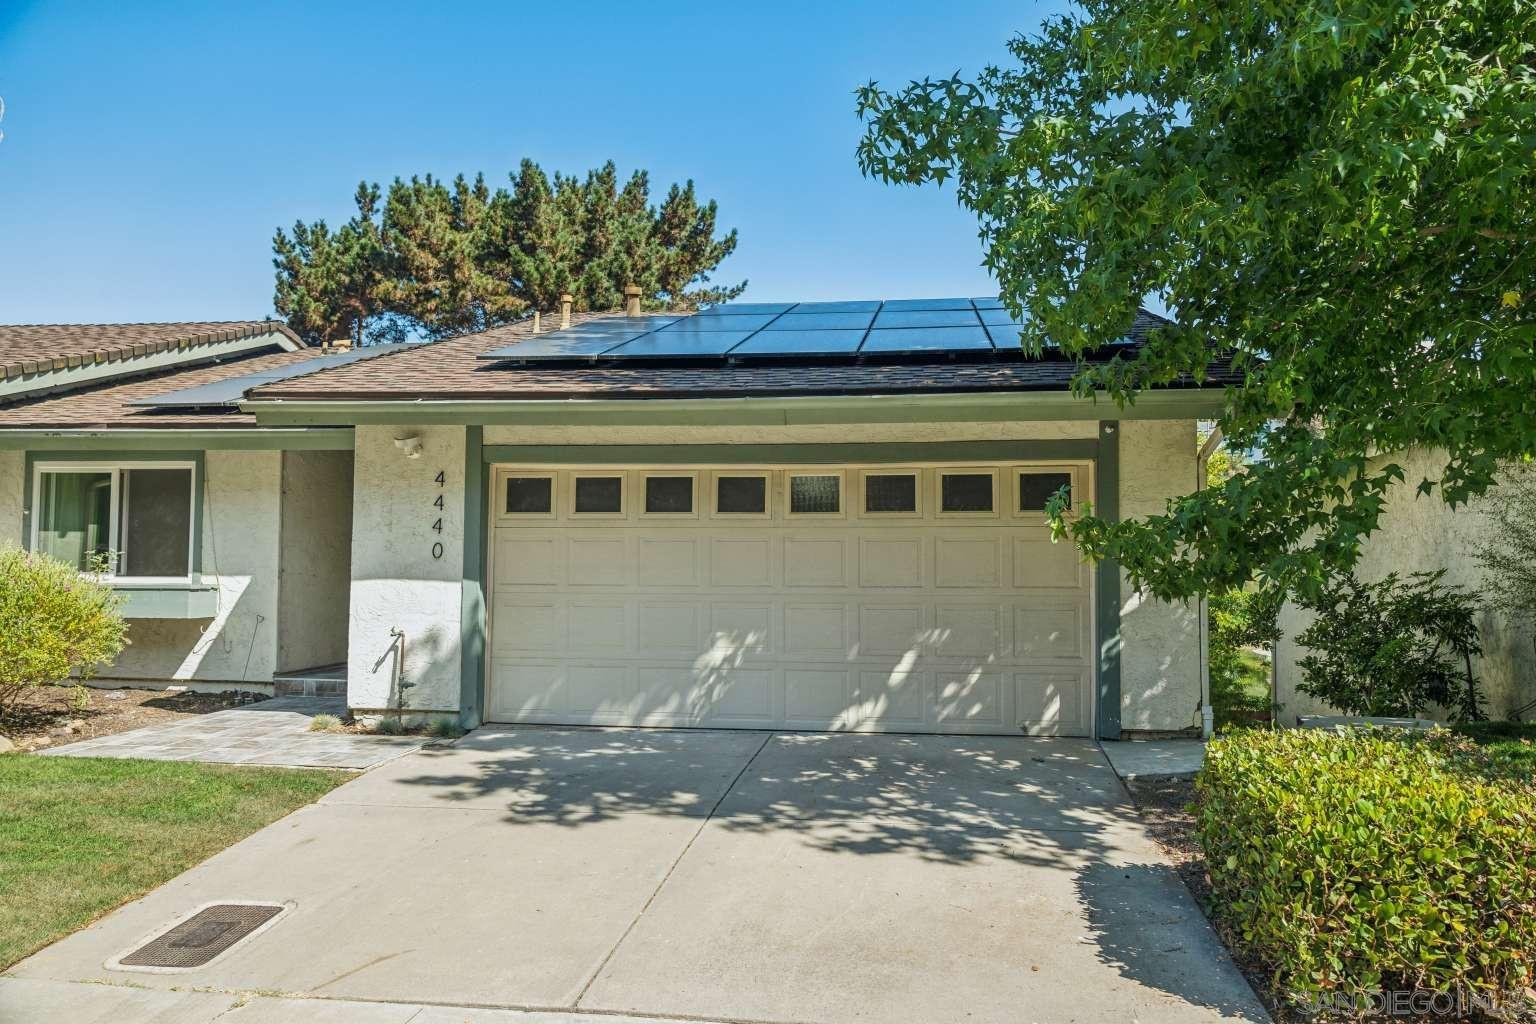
[{"left": 571, "top": 730, "right": 776, "bottom": 1009}]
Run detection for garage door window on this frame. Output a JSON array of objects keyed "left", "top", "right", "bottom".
[
  {"left": 864, "top": 472, "right": 918, "bottom": 515},
  {"left": 1019, "top": 471, "right": 1073, "bottom": 512},
  {"left": 715, "top": 475, "right": 768, "bottom": 515},
  {"left": 644, "top": 475, "right": 695, "bottom": 515},
  {"left": 573, "top": 476, "right": 624, "bottom": 515},
  {"left": 940, "top": 472, "right": 994, "bottom": 514},
  {"left": 505, "top": 476, "right": 554, "bottom": 515},
  {"left": 788, "top": 474, "right": 841, "bottom": 515}
]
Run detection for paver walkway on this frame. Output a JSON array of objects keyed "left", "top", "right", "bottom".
[{"left": 38, "top": 696, "right": 420, "bottom": 769}]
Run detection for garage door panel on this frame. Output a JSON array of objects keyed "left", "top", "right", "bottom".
[{"left": 489, "top": 463, "right": 1094, "bottom": 736}]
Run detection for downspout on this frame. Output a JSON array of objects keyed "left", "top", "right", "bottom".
[{"left": 1196, "top": 426, "right": 1224, "bottom": 739}]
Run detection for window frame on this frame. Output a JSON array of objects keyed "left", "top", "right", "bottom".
[
  {"left": 935, "top": 467, "right": 1001, "bottom": 518},
  {"left": 709, "top": 471, "right": 773, "bottom": 520},
  {"left": 639, "top": 471, "right": 699, "bottom": 519},
  {"left": 498, "top": 471, "right": 558, "bottom": 520},
  {"left": 568, "top": 472, "right": 626, "bottom": 518},
  {"left": 785, "top": 470, "right": 846, "bottom": 518},
  {"left": 29, "top": 459, "right": 199, "bottom": 582},
  {"left": 859, "top": 469, "right": 922, "bottom": 519}
]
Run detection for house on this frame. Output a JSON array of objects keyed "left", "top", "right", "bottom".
[
  {"left": 1273, "top": 448, "right": 1536, "bottom": 723},
  {"left": 0, "top": 297, "right": 1234, "bottom": 739}
]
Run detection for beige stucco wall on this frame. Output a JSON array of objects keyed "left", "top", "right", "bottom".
[
  {"left": 1275, "top": 448, "right": 1536, "bottom": 722},
  {"left": 108, "top": 451, "right": 283, "bottom": 684},
  {"left": 1117, "top": 420, "right": 1203, "bottom": 732},
  {"left": 347, "top": 425, "right": 467, "bottom": 712},
  {"left": 0, "top": 450, "right": 22, "bottom": 547},
  {"left": 277, "top": 450, "right": 354, "bottom": 673}
]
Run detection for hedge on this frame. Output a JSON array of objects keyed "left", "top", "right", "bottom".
[{"left": 1195, "top": 728, "right": 1536, "bottom": 1012}]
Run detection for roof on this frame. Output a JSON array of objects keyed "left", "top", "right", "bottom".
[
  {"left": 250, "top": 306, "right": 1235, "bottom": 402},
  {"left": 0, "top": 321, "right": 303, "bottom": 379},
  {"left": 0, "top": 346, "right": 327, "bottom": 430}
]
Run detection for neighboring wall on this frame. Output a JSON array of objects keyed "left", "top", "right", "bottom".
[
  {"left": 0, "top": 450, "right": 21, "bottom": 546},
  {"left": 1276, "top": 448, "right": 1536, "bottom": 722},
  {"left": 109, "top": 450, "right": 283, "bottom": 684},
  {"left": 348, "top": 425, "right": 468, "bottom": 712},
  {"left": 1117, "top": 419, "right": 1203, "bottom": 733},
  {"left": 277, "top": 450, "right": 354, "bottom": 673}
]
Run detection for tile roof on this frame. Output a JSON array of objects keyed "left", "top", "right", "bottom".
[
  {"left": 250, "top": 308, "right": 1237, "bottom": 402},
  {"left": 0, "top": 321, "right": 302, "bottom": 379},
  {"left": 0, "top": 346, "right": 324, "bottom": 430}
]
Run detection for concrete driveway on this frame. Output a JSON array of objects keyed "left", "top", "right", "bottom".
[{"left": 6, "top": 728, "right": 1268, "bottom": 1024}]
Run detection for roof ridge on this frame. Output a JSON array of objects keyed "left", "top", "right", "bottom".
[{"left": 0, "top": 319, "right": 281, "bottom": 328}]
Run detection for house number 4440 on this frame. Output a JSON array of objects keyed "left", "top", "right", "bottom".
[{"left": 431, "top": 469, "right": 446, "bottom": 559}]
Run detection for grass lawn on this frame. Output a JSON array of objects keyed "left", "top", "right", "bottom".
[
  {"left": 1456, "top": 719, "right": 1536, "bottom": 778},
  {"left": 0, "top": 755, "right": 351, "bottom": 969}
]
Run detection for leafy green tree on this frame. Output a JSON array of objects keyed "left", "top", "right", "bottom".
[
  {"left": 274, "top": 162, "right": 745, "bottom": 345},
  {"left": 1475, "top": 465, "right": 1536, "bottom": 634},
  {"left": 857, "top": 1, "right": 1536, "bottom": 602}
]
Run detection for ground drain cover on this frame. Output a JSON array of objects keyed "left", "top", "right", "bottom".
[{"left": 109, "top": 902, "right": 289, "bottom": 972}]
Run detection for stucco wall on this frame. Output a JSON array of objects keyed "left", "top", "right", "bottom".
[
  {"left": 277, "top": 450, "right": 354, "bottom": 673},
  {"left": 347, "top": 425, "right": 467, "bottom": 712},
  {"left": 483, "top": 421, "right": 1099, "bottom": 445},
  {"left": 107, "top": 451, "right": 283, "bottom": 684},
  {"left": 0, "top": 450, "right": 22, "bottom": 547},
  {"left": 1275, "top": 448, "right": 1536, "bottom": 722},
  {"left": 1117, "top": 419, "right": 1203, "bottom": 732}
]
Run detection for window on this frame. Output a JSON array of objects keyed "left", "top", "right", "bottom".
[
  {"left": 940, "top": 472, "right": 994, "bottom": 513},
  {"left": 573, "top": 476, "right": 623, "bottom": 514},
  {"left": 645, "top": 476, "right": 694, "bottom": 514},
  {"left": 1019, "top": 471, "right": 1073, "bottom": 512},
  {"left": 504, "top": 476, "right": 553, "bottom": 514},
  {"left": 789, "top": 474, "right": 841, "bottom": 514},
  {"left": 716, "top": 475, "right": 767, "bottom": 515},
  {"left": 33, "top": 464, "right": 194, "bottom": 577},
  {"left": 864, "top": 473, "right": 917, "bottom": 514}
]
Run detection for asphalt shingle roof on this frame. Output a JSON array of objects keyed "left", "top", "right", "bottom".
[{"left": 0, "top": 321, "right": 303, "bottom": 379}]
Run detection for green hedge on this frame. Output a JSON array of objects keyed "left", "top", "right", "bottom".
[{"left": 1195, "top": 728, "right": 1536, "bottom": 1011}]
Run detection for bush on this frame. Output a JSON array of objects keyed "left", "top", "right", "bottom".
[
  {"left": 1196, "top": 729, "right": 1536, "bottom": 1011},
  {"left": 0, "top": 546, "right": 126, "bottom": 719},
  {"left": 426, "top": 716, "right": 462, "bottom": 739},
  {"left": 1209, "top": 587, "right": 1281, "bottom": 725},
  {"left": 308, "top": 713, "right": 341, "bottom": 732},
  {"left": 1297, "top": 570, "right": 1485, "bottom": 721}
]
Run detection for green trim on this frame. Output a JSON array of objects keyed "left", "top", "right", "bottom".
[
  {"left": 114, "top": 584, "right": 219, "bottom": 619},
  {"left": 0, "top": 428, "right": 353, "bottom": 451},
  {"left": 481, "top": 440, "right": 1101, "bottom": 465},
  {"left": 1094, "top": 421, "right": 1122, "bottom": 740},
  {"left": 24, "top": 450, "right": 207, "bottom": 574},
  {"left": 459, "top": 426, "right": 487, "bottom": 729},
  {"left": 244, "top": 389, "right": 1223, "bottom": 427}
]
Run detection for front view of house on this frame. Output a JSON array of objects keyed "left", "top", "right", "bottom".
[{"left": 0, "top": 299, "right": 1230, "bottom": 738}]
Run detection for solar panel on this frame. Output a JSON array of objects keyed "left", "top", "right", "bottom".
[
  {"left": 729, "top": 329, "right": 867, "bottom": 358},
  {"left": 878, "top": 297, "right": 974, "bottom": 311},
  {"left": 977, "top": 308, "right": 1026, "bottom": 327},
  {"left": 131, "top": 343, "right": 426, "bottom": 407},
  {"left": 481, "top": 334, "right": 635, "bottom": 362},
  {"left": 705, "top": 302, "right": 797, "bottom": 315},
  {"left": 791, "top": 300, "right": 882, "bottom": 314},
  {"left": 605, "top": 331, "right": 756, "bottom": 358},
  {"left": 763, "top": 311, "right": 875, "bottom": 331},
  {"left": 656, "top": 313, "right": 779, "bottom": 332},
  {"left": 971, "top": 296, "right": 1006, "bottom": 309},
  {"left": 860, "top": 325, "right": 993, "bottom": 353},
  {"left": 871, "top": 308, "right": 981, "bottom": 329}
]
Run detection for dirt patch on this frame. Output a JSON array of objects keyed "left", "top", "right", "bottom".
[{"left": 0, "top": 686, "right": 268, "bottom": 752}]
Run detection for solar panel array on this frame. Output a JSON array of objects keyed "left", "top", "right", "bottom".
[
  {"left": 478, "top": 297, "right": 1042, "bottom": 364},
  {"left": 131, "top": 342, "right": 425, "bottom": 408}
]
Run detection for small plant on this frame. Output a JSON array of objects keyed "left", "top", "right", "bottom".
[
  {"left": 1296, "top": 570, "right": 1485, "bottom": 721},
  {"left": 372, "top": 716, "right": 405, "bottom": 735},
  {"left": 67, "top": 684, "right": 91, "bottom": 712},
  {"left": 0, "top": 546, "right": 126, "bottom": 720},
  {"left": 1196, "top": 728, "right": 1536, "bottom": 1011},
  {"left": 426, "top": 716, "right": 463, "bottom": 739},
  {"left": 308, "top": 714, "right": 341, "bottom": 732}
]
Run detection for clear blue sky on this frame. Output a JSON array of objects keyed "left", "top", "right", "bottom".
[{"left": 0, "top": 1, "right": 1067, "bottom": 325}]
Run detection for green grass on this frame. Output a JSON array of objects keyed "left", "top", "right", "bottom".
[
  {"left": 0, "top": 755, "right": 350, "bottom": 969},
  {"left": 1455, "top": 720, "right": 1536, "bottom": 777}
]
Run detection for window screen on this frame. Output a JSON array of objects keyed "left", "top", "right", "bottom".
[
  {"left": 119, "top": 468, "right": 192, "bottom": 576},
  {"left": 35, "top": 471, "right": 112, "bottom": 571},
  {"left": 1019, "top": 472, "right": 1073, "bottom": 512},
  {"left": 505, "top": 476, "right": 552, "bottom": 514},
  {"left": 574, "top": 476, "right": 623, "bottom": 514},
  {"left": 645, "top": 476, "right": 693, "bottom": 514},
  {"left": 865, "top": 474, "right": 917, "bottom": 513},
  {"left": 941, "top": 473, "right": 994, "bottom": 513},
  {"left": 716, "top": 475, "right": 766, "bottom": 514},
  {"left": 789, "top": 475, "right": 840, "bottom": 514}
]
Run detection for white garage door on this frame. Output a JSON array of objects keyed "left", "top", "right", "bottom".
[{"left": 486, "top": 462, "right": 1094, "bottom": 735}]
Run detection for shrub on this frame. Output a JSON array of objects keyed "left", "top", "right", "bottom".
[
  {"left": 1209, "top": 587, "right": 1281, "bottom": 725},
  {"left": 0, "top": 546, "right": 126, "bottom": 719},
  {"left": 426, "top": 716, "right": 462, "bottom": 739},
  {"left": 372, "top": 716, "right": 405, "bottom": 735},
  {"left": 1296, "top": 570, "right": 1485, "bottom": 721},
  {"left": 308, "top": 714, "right": 341, "bottom": 732},
  {"left": 1196, "top": 729, "right": 1536, "bottom": 1011}
]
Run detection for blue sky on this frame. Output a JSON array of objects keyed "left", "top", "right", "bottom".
[{"left": 0, "top": 1, "right": 1066, "bottom": 324}]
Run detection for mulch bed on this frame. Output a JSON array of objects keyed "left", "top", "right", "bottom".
[{"left": 0, "top": 685, "right": 268, "bottom": 752}]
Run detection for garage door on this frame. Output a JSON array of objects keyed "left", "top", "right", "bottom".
[{"left": 486, "top": 462, "right": 1094, "bottom": 735}]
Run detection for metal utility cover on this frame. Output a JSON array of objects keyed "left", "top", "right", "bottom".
[{"left": 109, "top": 901, "right": 290, "bottom": 972}]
